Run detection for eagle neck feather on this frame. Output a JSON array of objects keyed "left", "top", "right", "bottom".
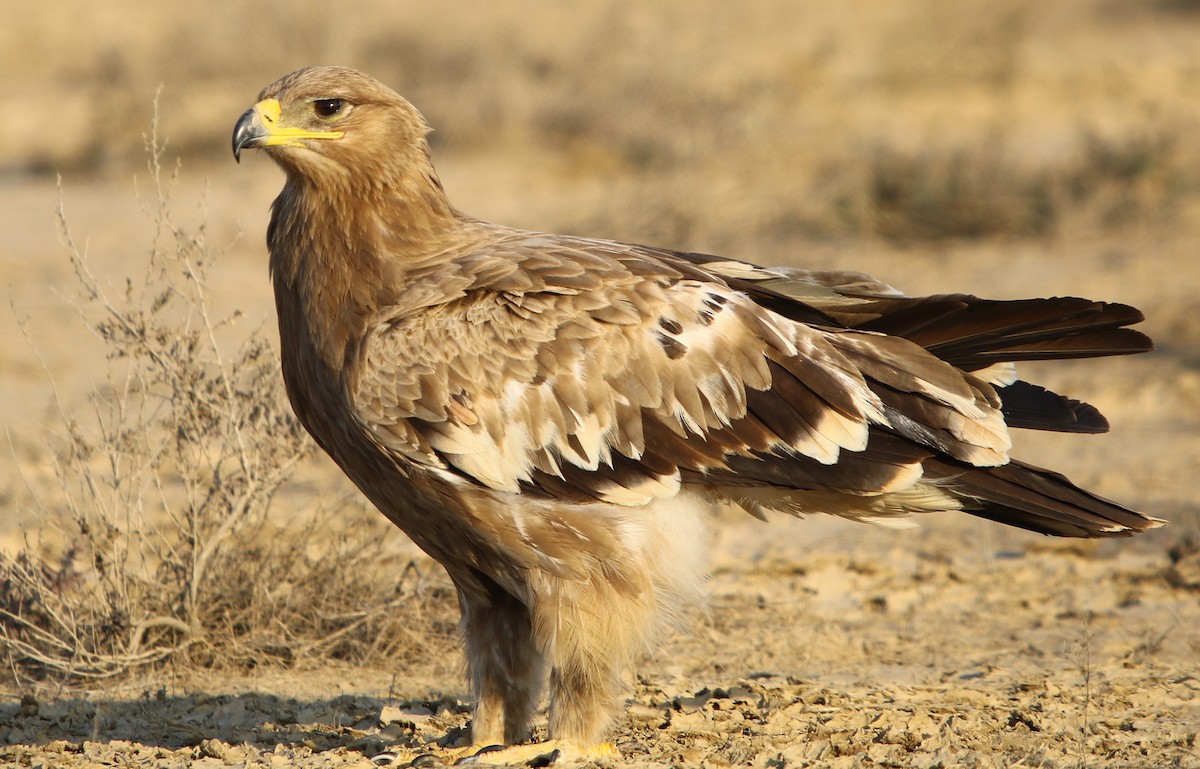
[{"left": 268, "top": 149, "right": 467, "bottom": 374}]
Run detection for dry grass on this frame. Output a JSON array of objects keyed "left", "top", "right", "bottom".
[
  {"left": 11, "top": 1, "right": 1200, "bottom": 250},
  {"left": 853, "top": 127, "right": 1193, "bottom": 242},
  {"left": 0, "top": 123, "right": 458, "bottom": 690}
]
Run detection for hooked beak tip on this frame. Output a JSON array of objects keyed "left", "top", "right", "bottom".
[{"left": 231, "top": 105, "right": 262, "bottom": 163}]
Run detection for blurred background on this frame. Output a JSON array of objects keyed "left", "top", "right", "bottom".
[{"left": 4, "top": 0, "right": 1199, "bottom": 524}]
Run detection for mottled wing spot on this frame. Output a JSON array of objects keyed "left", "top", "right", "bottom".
[
  {"left": 656, "top": 331, "right": 688, "bottom": 360},
  {"left": 699, "top": 292, "right": 730, "bottom": 325},
  {"left": 658, "top": 316, "right": 684, "bottom": 335}
]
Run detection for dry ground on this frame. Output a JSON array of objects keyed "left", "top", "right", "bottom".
[
  {"left": 3, "top": 1, "right": 1199, "bottom": 767},
  {"left": 1, "top": 517, "right": 1197, "bottom": 768}
]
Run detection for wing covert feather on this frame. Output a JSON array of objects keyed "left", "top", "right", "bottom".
[{"left": 348, "top": 238, "right": 1012, "bottom": 511}]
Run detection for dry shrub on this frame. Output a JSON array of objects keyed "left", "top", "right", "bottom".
[
  {"left": 0, "top": 123, "right": 458, "bottom": 689},
  {"left": 865, "top": 143, "right": 1058, "bottom": 242},
  {"left": 1067, "top": 128, "right": 1191, "bottom": 229},
  {"left": 805, "top": 128, "right": 1196, "bottom": 244}
]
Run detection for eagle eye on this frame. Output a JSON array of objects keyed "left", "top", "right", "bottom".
[{"left": 313, "top": 98, "right": 347, "bottom": 118}]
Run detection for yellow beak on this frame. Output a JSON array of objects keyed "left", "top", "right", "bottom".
[{"left": 232, "top": 98, "right": 343, "bottom": 161}]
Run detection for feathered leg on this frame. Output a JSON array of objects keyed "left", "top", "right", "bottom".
[
  {"left": 457, "top": 580, "right": 545, "bottom": 746},
  {"left": 372, "top": 581, "right": 544, "bottom": 768},
  {"left": 543, "top": 579, "right": 646, "bottom": 746},
  {"left": 442, "top": 574, "right": 651, "bottom": 764},
  {"left": 545, "top": 495, "right": 713, "bottom": 746},
  {"left": 449, "top": 496, "right": 711, "bottom": 764}
]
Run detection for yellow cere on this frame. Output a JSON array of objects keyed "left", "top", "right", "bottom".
[{"left": 253, "top": 98, "right": 344, "bottom": 146}]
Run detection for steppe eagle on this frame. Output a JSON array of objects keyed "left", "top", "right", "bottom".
[{"left": 232, "top": 66, "right": 1161, "bottom": 764}]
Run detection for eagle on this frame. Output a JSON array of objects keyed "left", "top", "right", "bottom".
[{"left": 232, "top": 66, "right": 1162, "bottom": 764}]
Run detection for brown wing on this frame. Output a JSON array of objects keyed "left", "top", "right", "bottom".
[
  {"left": 674, "top": 255, "right": 1152, "bottom": 434},
  {"left": 349, "top": 234, "right": 1010, "bottom": 519}
]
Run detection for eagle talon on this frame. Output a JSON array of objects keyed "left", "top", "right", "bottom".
[{"left": 453, "top": 744, "right": 507, "bottom": 765}]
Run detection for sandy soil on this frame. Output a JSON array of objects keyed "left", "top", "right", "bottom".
[
  {"left": 3, "top": 1, "right": 1200, "bottom": 767},
  {"left": 2, "top": 516, "right": 1197, "bottom": 767}
]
